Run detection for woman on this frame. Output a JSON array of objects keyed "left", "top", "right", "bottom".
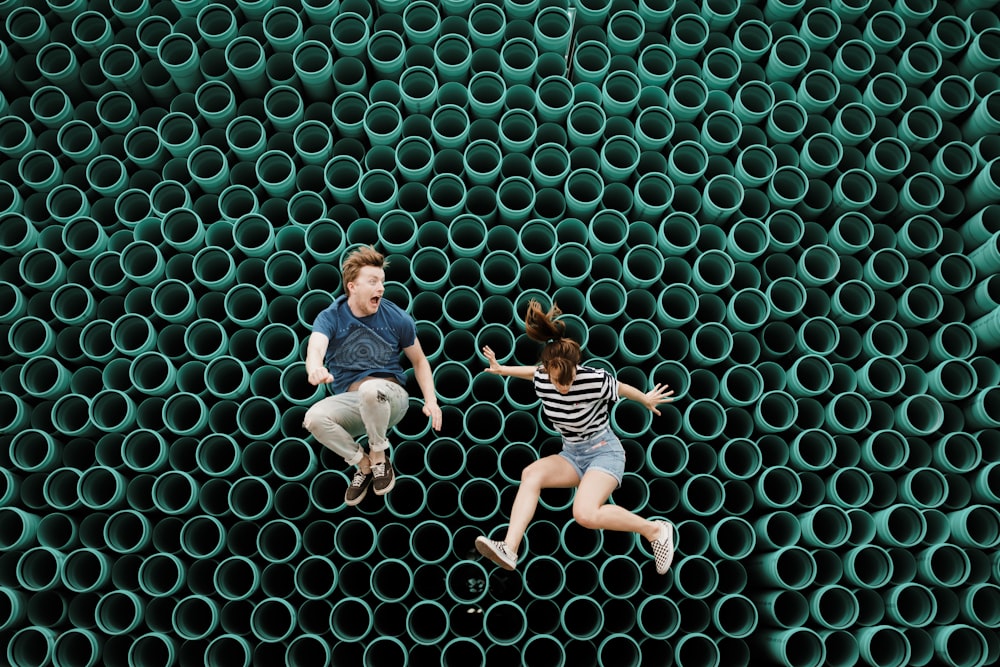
[{"left": 475, "top": 300, "right": 677, "bottom": 575}]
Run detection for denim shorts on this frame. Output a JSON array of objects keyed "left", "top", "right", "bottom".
[{"left": 559, "top": 428, "right": 626, "bottom": 486}]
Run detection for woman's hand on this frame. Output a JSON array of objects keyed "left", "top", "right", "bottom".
[
  {"left": 481, "top": 345, "right": 503, "bottom": 374},
  {"left": 642, "top": 383, "right": 674, "bottom": 416}
]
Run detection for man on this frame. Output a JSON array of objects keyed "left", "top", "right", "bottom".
[{"left": 304, "top": 246, "right": 442, "bottom": 505}]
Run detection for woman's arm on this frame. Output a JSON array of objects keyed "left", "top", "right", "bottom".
[
  {"left": 619, "top": 381, "right": 675, "bottom": 416},
  {"left": 481, "top": 345, "right": 537, "bottom": 380}
]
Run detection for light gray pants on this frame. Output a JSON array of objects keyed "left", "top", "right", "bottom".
[{"left": 303, "top": 379, "right": 409, "bottom": 466}]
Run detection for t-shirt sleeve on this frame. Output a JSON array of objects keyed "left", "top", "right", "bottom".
[
  {"left": 397, "top": 314, "right": 417, "bottom": 348},
  {"left": 311, "top": 307, "right": 336, "bottom": 337},
  {"left": 604, "top": 370, "right": 620, "bottom": 402}
]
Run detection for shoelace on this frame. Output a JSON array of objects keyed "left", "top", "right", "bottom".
[
  {"left": 371, "top": 463, "right": 386, "bottom": 477},
  {"left": 351, "top": 472, "right": 368, "bottom": 487}
]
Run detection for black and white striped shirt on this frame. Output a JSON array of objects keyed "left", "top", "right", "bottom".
[{"left": 534, "top": 365, "right": 619, "bottom": 442}]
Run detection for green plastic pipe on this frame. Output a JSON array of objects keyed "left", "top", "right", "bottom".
[
  {"left": 102, "top": 509, "right": 153, "bottom": 555},
  {"left": 672, "top": 555, "right": 719, "bottom": 600},
  {"left": 136, "top": 551, "right": 186, "bottom": 598},
  {"left": 874, "top": 504, "right": 928, "bottom": 549},
  {"left": 711, "top": 593, "right": 757, "bottom": 640},
  {"left": 861, "top": 72, "right": 906, "bottom": 117},
  {"left": 19, "top": 148, "right": 65, "bottom": 192},
  {"left": 248, "top": 597, "right": 296, "bottom": 643},
  {"left": 495, "top": 175, "right": 533, "bottom": 225},
  {"left": 214, "top": 555, "right": 261, "bottom": 602},
  {"left": 766, "top": 628, "right": 826, "bottom": 667},
  {"left": 94, "top": 589, "right": 145, "bottom": 636},
  {"left": 0, "top": 213, "right": 38, "bottom": 256},
  {"left": 948, "top": 505, "right": 1000, "bottom": 549},
  {"left": 899, "top": 106, "right": 944, "bottom": 150},
  {"left": 68, "top": 9, "right": 112, "bottom": 57},
  {"left": 157, "top": 112, "right": 200, "bottom": 161},
  {"left": 932, "top": 625, "right": 990, "bottom": 667},
  {"left": 856, "top": 626, "right": 911, "bottom": 667},
  {"left": 559, "top": 595, "right": 603, "bottom": 641},
  {"left": 499, "top": 37, "right": 537, "bottom": 86},
  {"left": 753, "top": 389, "right": 798, "bottom": 434},
  {"left": 150, "top": 470, "right": 200, "bottom": 516},
  {"left": 572, "top": 40, "right": 612, "bottom": 85},
  {"left": 50, "top": 627, "right": 100, "bottom": 667},
  {"left": 225, "top": 35, "right": 267, "bottom": 97},
  {"left": 170, "top": 594, "right": 219, "bottom": 641},
  {"left": 796, "top": 69, "right": 839, "bottom": 115},
  {"left": 808, "top": 585, "right": 860, "bottom": 631},
  {"left": 863, "top": 10, "right": 905, "bottom": 54},
  {"left": 861, "top": 429, "right": 911, "bottom": 473},
  {"left": 765, "top": 35, "right": 809, "bottom": 82},
  {"left": 77, "top": 465, "right": 126, "bottom": 512},
  {"left": 0, "top": 390, "right": 28, "bottom": 434},
  {"left": 754, "top": 466, "right": 802, "bottom": 510},
  {"left": 9, "top": 315, "right": 55, "bottom": 358},
  {"left": 679, "top": 398, "right": 725, "bottom": 441},
  {"left": 7, "top": 627, "right": 58, "bottom": 667},
  {"left": 832, "top": 38, "right": 875, "bottom": 83}
]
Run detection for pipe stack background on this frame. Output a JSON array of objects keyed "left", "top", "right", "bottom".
[{"left": 1, "top": 0, "right": 1000, "bottom": 664}]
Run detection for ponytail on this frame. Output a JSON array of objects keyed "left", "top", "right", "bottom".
[{"left": 524, "top": 299, "right": 581, "bottom": 384}]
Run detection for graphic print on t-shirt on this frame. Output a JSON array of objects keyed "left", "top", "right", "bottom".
[{"left": 330, "top": 324, "right": 397, "bottom": 372}]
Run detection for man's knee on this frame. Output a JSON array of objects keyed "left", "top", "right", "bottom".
[
  {"left": 302, "top": 407, "right": 322, "bottom": 432},
  {"left": 357, "top": 381, "right": 388, "bottom": 407}
]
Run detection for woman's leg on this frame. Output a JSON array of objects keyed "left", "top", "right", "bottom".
[
  {"left": 572, "top": 470, "right": 661, "bottom": 541},
  {"left": 477, "top": 454, "right": 580, "bottom": 570},
  {"left": 504, "top": 454, "right": 579, "bottom": 553}
]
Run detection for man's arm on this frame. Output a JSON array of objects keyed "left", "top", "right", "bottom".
[
  {"left": 305, "top": 332, "right": 334, "bottom": 386},
  {"left": 403, "top": 339, "right": 442, "bottom": 431}
]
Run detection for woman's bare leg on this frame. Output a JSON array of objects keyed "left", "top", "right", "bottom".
[
  {"left": 572, "top": 469, "right": 660, "bottom": 541},
  {"left": 503, "top": 454, "right": 579, "bottom": 554}
]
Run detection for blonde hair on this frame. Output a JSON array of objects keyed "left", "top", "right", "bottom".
[
  {"left": 342, "top": 246, "right": 386, "bottom": 288},
  {"left": 524, "top": 299, "right": 581, "bottom": 385}
]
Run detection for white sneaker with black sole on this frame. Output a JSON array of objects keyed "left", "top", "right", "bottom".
[{"left": 475, "top": 536, "right": 517, "bottom": 571}]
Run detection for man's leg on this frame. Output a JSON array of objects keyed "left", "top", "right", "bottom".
[
  {"left": 303, "top": 394, "right": 372, "bottom": 505},
  {"left": 357, "top": 380, "right": 409, "bottom": 494}
]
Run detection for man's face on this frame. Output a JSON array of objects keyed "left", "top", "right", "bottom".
[{"left": 347, "top": 265, "right": 385, "bottom": 316}]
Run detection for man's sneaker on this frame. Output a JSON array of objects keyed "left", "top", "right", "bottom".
[
  {"left": 371, "top": 459, "right": 395, "bottom": 496},
  {"left": 344, "top": 469, "right": 372, "bottom": 506},
  {"left": 650, "top": 521, "right": 675, "bottom": 575},
  {"left": 475, "top": 536, "right": 517, "bottom": 571}
]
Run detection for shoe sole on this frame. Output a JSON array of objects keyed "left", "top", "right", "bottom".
[
  {"left": 656, "top": 522, "right": 676, "bottom": 575},
  {"left": 372, "top": 475, "right": 396, "bottom": 496},
  {"left": 475, "top": 537, "right": 516, "bottom": 571},
  {"left": 344, "top": 486, "right": 369, "bottom": 507}
]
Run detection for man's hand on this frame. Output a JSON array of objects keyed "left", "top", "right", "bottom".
[
  {"left": 423, "top": 402, "right": 443, "bottom": 431},
  {"left": 307, "top": 366, "right": 334, "bottom": 386}
]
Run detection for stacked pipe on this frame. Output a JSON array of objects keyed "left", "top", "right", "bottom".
[{"left": 1, "top": 0, "right": 999, "bottom": 664}]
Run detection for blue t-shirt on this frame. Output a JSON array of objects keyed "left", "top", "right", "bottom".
[{"left": 311, "top": 296, "right": 416, "bottom": 394}]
